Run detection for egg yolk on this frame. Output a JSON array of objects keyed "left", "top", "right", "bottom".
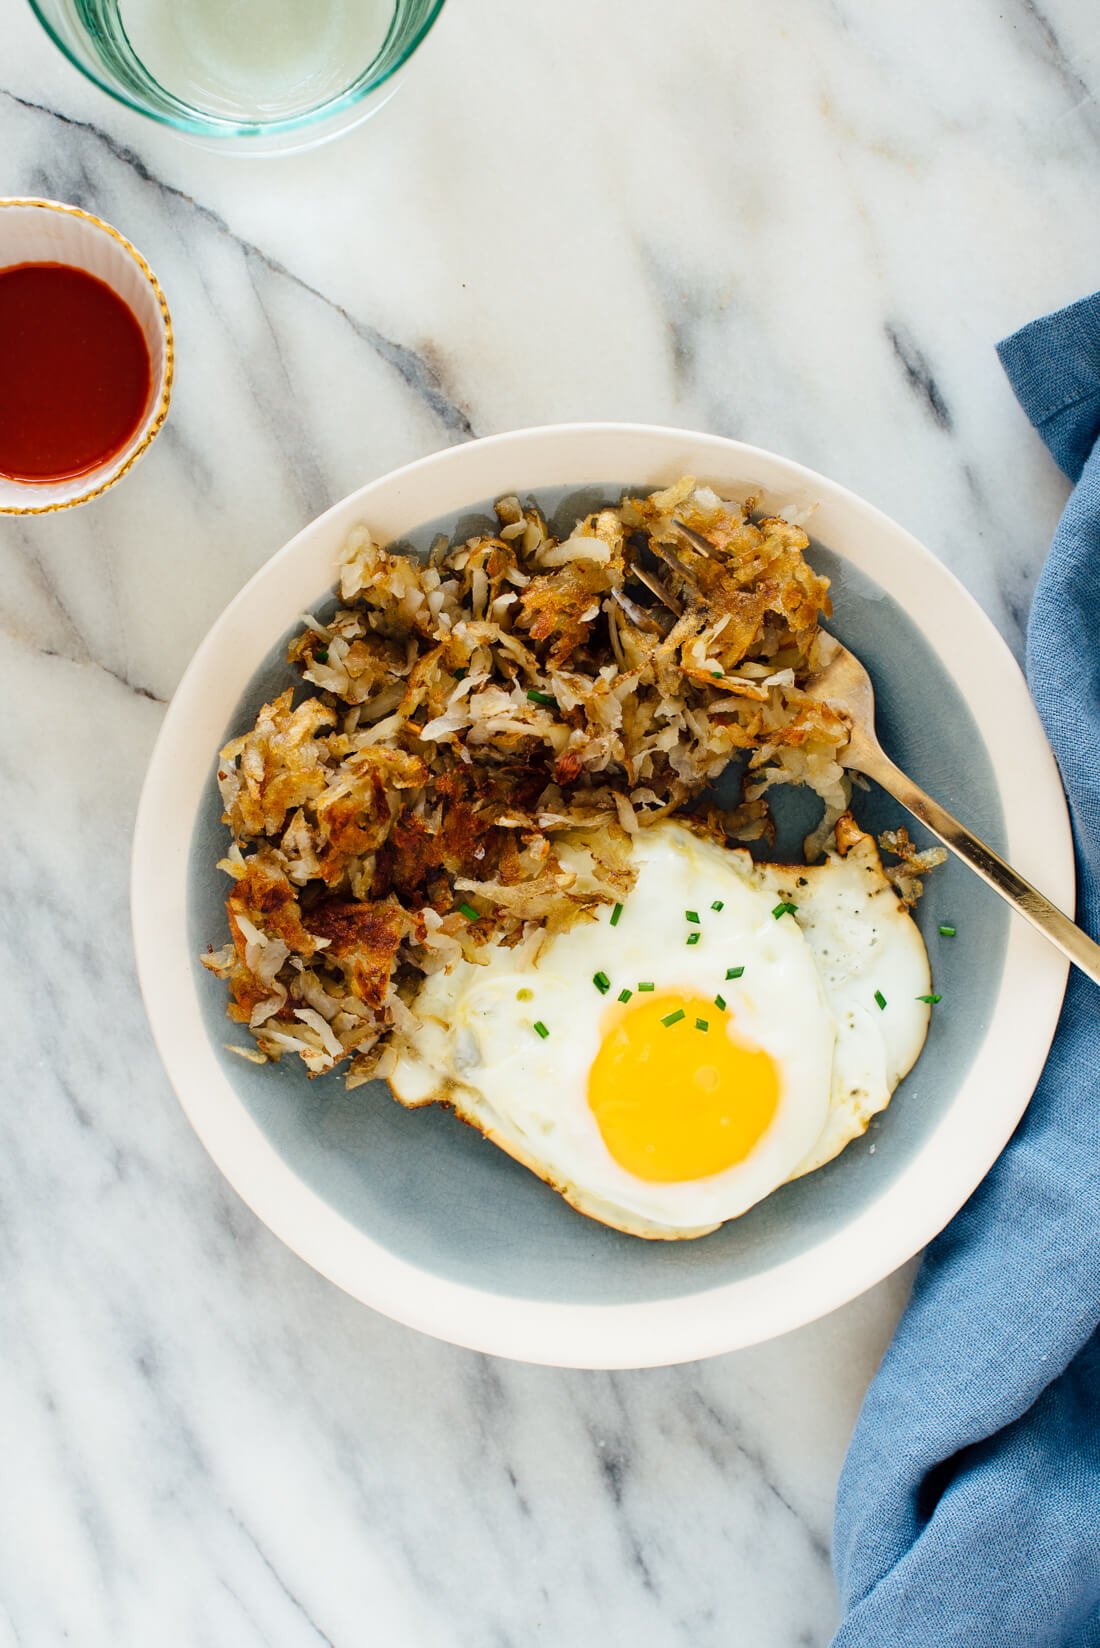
[{"left": 587, "top": 993, "right": 780, "bottom": 1182}]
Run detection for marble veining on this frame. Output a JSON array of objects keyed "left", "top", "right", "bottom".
[{"left": 2, "top": 0, "right": 1097, "bottom": 1640}]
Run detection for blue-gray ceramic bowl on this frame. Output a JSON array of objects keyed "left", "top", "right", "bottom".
[{"left": 132, "top": 426, "right": 1073, "bottom": 1367}]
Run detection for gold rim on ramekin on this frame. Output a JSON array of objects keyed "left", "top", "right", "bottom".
[{"left": 0, "top": 197, "right": 175, "bottom": 515}]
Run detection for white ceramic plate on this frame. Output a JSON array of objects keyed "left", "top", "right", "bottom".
[{"left": 132, "top": 424, "right": 1072, "bottom": 1368}]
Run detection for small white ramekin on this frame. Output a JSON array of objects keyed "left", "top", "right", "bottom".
[{"left": 0, "top": 198, "right": 173, "bottom": 514}]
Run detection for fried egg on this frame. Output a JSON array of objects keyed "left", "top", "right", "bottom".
[{"left": 389, "top": 821, "right": 932, "bottom": 1238}]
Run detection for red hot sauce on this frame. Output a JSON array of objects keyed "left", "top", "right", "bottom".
[{"left": 0, "top": 262, "right": 153, "bottom": 483}]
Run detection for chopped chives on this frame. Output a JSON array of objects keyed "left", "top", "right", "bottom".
[
  {"left": 726, "top": 965, "right": 745, "bottom": 980},
  {"left": 458, "top": 902, "right": 481, "bottom": 922},
  {"left": 593, "top": 971, "right": 611, "bottom": 994},
  {"left": 661, "top": 1008, "right": 686, "bottom": 1027},
  {"left": 610, "top": 902, "right": 623, "bottom": 927},
  {"left": 917, "top": 993, "right": 943, "bottom": 1004},
  {"left": 314, "top": 648, "right": 329, "bottom": 664},
  {"left": 526, "top": 687, "right": 555, "bottom": 705},
  {"left": 685, "top": 910, "right": 701, "bottom": 924},
  {"left": 772, "top": 901, "right": 798, "bottom": 919},
  {"left": 711, "top": 899, "right": 724, "bottom": 911},
  {"left": 938, "top": 924, "right": 956, "bottom": 937},
  {"left": 618, "top": 988, "right": 633, "bottom": 1003},
  {"left": 686, "top": 932, "right": 700, "bottom": 946},
  {"left": 695, "top": 1018, "right": 709, "bottom": 1031},
  {"left": 533, "top": 1021, "right": 549, "bottom": 1039},
  {"left": 638, "top": 981, "right": 655, "bottom": 991},
  {"left": 874, "top": 990, "right": 887, "bottom": 1011}
]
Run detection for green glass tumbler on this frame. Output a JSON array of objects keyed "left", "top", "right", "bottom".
[{"left": 27, "top": 0, "right": 446, "bottom": 153}]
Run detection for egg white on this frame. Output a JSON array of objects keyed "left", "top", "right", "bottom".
[
  {"left": 754, "top": 832, "right": 932, "bottom": 1180},
  {"left": 390, "top": 820, "right": 933, "bottom": 1237}
]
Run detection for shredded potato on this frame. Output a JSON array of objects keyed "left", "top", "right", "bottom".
[
  {"left": 205, "top": 478, "right": 851, "bottom": 1080},
  {"left": 877, "top": 825, "right": 949, "bottom": 906}
]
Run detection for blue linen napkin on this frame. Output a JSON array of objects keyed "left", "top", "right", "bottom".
[{"left": 831, "top": 293, "right": 1100, "bottom": 1648}]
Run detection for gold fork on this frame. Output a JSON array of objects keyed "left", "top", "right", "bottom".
[
  {"left": 802, "top": 632, "right": 1100, "bottom": 986},
  {"left": 657, "top": 519, "right": 1100, "bottom": 987}
]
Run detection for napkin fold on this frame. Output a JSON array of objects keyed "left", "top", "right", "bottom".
[{"left": 831, "top": 293, "right": 1100, "bottom": 1648}]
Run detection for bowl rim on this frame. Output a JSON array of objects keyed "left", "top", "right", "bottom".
[
  {"left": 132, "top": 422, "right": 1073, "bottom": 1368},
  {"left": 0, "top": 197, "right": 174, "bottom": 515}
]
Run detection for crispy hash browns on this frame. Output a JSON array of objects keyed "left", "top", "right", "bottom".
[{"left": 203, "top": 477, "right": 856, "bottom": 1083}]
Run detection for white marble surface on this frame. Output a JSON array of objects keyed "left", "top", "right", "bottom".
[{"left": 2, "top": 0, "right": 1097, "bottom": 1641}]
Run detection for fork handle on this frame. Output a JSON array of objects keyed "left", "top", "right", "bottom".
[{"left": 858, "top": 747, "right": 1100, "bottom": 988}]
